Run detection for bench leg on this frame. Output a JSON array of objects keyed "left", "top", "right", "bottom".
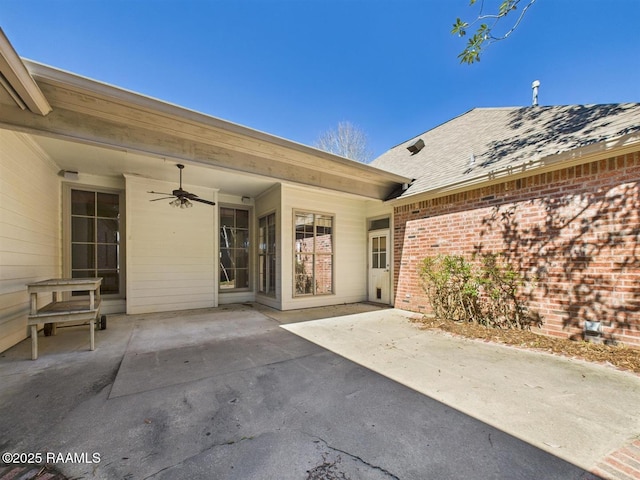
[
  {"left": 90, "top": 320, "right": 95, "bottom": 351},
  {"left": 31, "top": 325, "right": 38, "bottom": 360}
]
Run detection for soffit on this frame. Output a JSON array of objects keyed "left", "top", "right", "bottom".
[
  {"left": 0, "top": 81, "right": 18, "bottom": 107},
  {"left": 29, "top": 133, "right": 276, "bottom": 198}
]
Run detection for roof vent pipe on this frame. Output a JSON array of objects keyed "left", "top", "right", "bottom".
[{"left": 531, "top": 80, "right": 540, "bottom": 106}]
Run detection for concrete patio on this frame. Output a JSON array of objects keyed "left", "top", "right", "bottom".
[{"left": 0, "top": 303, "right": 638, "bottom": 479}]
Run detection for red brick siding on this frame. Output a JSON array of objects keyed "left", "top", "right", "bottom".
[{"left": 393, "top": 152, "right": 640, "bottom": 347}]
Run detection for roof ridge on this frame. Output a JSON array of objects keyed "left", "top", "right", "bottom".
[
  {"left": 473, "top": 106, "right": 522, "bottom": 111},
  {"left": 380, "top": 102, "right": 640, "bottom": 156}
]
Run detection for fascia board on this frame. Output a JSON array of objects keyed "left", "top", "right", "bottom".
[
  {"left": 0, "top": 29, "right": 51, "bottom": 115},
  {"left": 24, "top": 60, "right": 410, "bottom": 188}
]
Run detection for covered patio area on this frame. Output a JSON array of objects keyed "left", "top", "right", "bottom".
[{"left": 2, "top": 304, "right": 638, "bottom": 479}]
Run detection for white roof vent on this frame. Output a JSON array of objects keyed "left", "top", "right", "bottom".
[
  {"left": 532, "top": 80, "right": 540, "bottom": 106},
  {"left": 407, "top": 138, "right": 425, "bottom": 154}
]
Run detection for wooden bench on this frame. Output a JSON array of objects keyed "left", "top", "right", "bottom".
[{"left": 27, "top": 278, "right": 102, "bottom": 360}]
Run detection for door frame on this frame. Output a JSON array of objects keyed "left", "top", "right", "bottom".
[{"left": 367, "top": 228, "right": 391, "bottom": 305}]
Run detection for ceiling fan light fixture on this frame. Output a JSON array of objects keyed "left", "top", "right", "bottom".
[{"left": 170, "top": 197, "right": 193, "bottom": 208}]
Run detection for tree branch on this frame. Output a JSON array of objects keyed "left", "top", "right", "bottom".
[{"left": 453, "top": 0, "right": 537, "bottom": 64}]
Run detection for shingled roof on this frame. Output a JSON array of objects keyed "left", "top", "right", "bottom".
[{"left": 371, "top": 103, "right": 640, "bottom": 200}]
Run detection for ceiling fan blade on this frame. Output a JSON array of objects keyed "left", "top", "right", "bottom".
[
  {"left": 147, "top": 165, "right": 214, "bottom": 207},
  {"left": 183, "top": 191, "right": 215, "bottom": 205},
  {"left": 191, "top": 197, "right": 216, "bottom": 206}
]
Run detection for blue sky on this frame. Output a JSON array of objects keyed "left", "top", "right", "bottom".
[{"left": 2, "top": 0, "right": 639, "bottom": 158}]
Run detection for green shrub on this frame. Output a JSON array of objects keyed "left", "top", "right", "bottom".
[
  {"left": 420, "top": 255, "right": 481, "bottom": 323},
  {"left": 419, "top": 254, "right": 542, "bottom": 330}
]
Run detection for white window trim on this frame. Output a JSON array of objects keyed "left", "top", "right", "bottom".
[
  {"left": 62, "top": 183, "right": 126, "bottom": 299},
  {"left": 258, "top": 211, "right": 277, "bottom": 298},
  {"left": 292, "top": 210, "right": 335, "bottom": 297},
  {"left": 219, "top": 204, "right": 253, "bottom": 292}
]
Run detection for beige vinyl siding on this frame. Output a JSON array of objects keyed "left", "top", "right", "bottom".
[
  {"left": 124, "top": 175, "right": 216, "bottom": 314},
  {"left": 0, "top": 131, "right": 61, "bottom": 353},
  {"left": 281, "top": 184, "right": 367, "bottom": 310},
  {"left": 365, "top": 199, "right": 393, "bottom": 222}
]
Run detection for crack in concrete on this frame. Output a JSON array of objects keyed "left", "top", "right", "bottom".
[
  {"left": 309, "top": 435, "right": 400, "bottom": 480},
  {"left": 142, "top": 434, "right": 258, "bottom": 479}
]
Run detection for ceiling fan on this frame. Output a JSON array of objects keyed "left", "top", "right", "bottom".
[{"left": 148, "top": 164, "right": 216, "bottom": 208}]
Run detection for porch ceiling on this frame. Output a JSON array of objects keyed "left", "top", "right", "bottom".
[{"left": 28, "top": 133, "right": 277, "bottom": 198}]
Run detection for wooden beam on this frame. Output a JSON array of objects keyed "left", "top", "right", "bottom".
[{"left": 0, "top": 102, "right": 398, "bottom": 199}]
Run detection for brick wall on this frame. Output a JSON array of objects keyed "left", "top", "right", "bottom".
[
  {"left": 294, "top": 234, "right": 333, "bottom": 294},
  {"left": 393, "top": 152, "right": 640, "bottom": 347}
]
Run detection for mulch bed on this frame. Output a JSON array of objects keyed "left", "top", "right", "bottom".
[{"left": 413, "top": 316, "right": 640, "bottom": 375}]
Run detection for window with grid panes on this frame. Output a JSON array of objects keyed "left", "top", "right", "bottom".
[
  {"left": 70, "top": 189, "right": 122, "bottom": 295},
  {"left": 294, "top": 212, "right": 333, "bottom": 296},
  {"left": 258, "top": 213, "right": 276, "bottom": 296},
  {"left": 219, "top": 207, "right": 250, "bottom": 290}
]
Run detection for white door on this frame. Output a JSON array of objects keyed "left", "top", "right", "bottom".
[{"left": 368, "top": 230, "right": 390, "bottom": 304}]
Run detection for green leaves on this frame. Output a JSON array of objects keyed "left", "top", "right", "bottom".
[
  {"left": 419, "top": 253, "right": 541, "bottom": 329},
  {"left": 455, "top": 22, "right": 491, "bottom": 64},
  {"left": 451, "top": 18, "right": 469, "bottom": 37},
  {"left": 458, "top": 24, "right": 488, "bottom": 63},
  {"left": 453, "top": 0, "right": 537, "bottom": 64},
  {"left": 420, "top": 255, "right": 481, "bottom": 323},
  {"left": 498, "top": 0, "right": 518, "bottom": 16}
]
